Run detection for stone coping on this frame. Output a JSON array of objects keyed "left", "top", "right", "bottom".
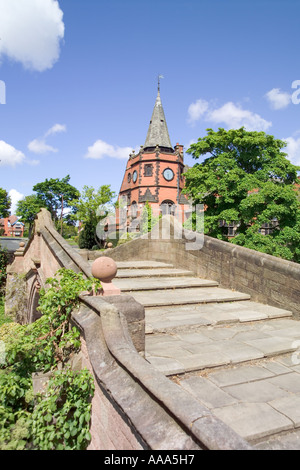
[{"left": 75, "top": 294, "right": 252, "bottom": 450}]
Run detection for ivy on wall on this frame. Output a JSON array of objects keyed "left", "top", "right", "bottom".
[{"left": 0, "top": 269, "right": 101, "bottom": 450}]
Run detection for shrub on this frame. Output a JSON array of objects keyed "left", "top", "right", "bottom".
[{"left": 0, "top": 268, "right": 100, "bottom": 450}]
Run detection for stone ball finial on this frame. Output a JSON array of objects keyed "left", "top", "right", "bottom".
[
  {"left": 91, "top": 256, "right": 118, "bottom": 283},
  {"left": 19, "top": 242, "right": 25, "bottom": 248}
]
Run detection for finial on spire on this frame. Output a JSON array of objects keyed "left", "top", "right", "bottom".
[{"left": 158, "top": 74, "right": 164, "bottom": 92}]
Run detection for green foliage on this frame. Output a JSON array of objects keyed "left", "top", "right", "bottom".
[
  {"left": 117, "top": 232, "right": 139, "bottom": 246},
  {"left": 16, "top": 195, "right": 44, "bottom": 236},
  {"left": 72, "top": 185, "right": 116, "bottom": 250},
  {"left": 0, "top": 246, "right": 9, "bottom": 291},
  {"left": 184, "top": 127, "right": 300, "bottom": 262},
  {"left": 141, "top": 202, "right": 161, "bottom": 234},
  {"left": 0, "top": 296, "right": 12, "bottom": 327},
  {"left": 33, "top": 175, "right": 80, "bottom": 222},
  {"left": 71, "top": 185, "right": 116, "bottom": 226},
  {"left": 31, "top": 369, "right": 94, "bottom": 450},
  {"left": 0, "top": 268, "right": 99, "bottom": 450},
  {"left": 0, "top": 188, "right": 11, "bottom": 218},
  {"left": 55, "top": 221, "right": 78, "bottom": 240},
  {"left": 78, "top": 220, "right": 97, "bottom": 250}
]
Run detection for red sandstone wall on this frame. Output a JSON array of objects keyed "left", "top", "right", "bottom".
[{"left": 80, "top": 339, "right": 144, "bottom": 451}]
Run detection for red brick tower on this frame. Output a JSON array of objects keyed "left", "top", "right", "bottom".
[{"left": 118, "top": 82, "right": 188, "bottom": 227}]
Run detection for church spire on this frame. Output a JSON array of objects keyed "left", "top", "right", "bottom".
[{"left": 144, "top": 78, "right": 173, "bottom": 151}]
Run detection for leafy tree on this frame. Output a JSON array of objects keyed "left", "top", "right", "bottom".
[
  {"left": 184, "top": 127, "right": 300, "bottom": 262},
  {"left": 0, "top": 189, "right": 11, "bottom": 218},
  {"left": 32, "top": 175, "right": 80, "bottom": 223},
  {"left": 55, "top": 222, "right": 78, "bottom": 240},
  {"left": 71, "top": 185, "right": 115, "bottom": 249},
  {"left": 16, "top": 195, "right": 44, "bottom": 237}
]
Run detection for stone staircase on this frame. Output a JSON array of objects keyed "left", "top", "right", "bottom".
[{"left": 113, "top": 260, "right": 300, "bottom": 449}]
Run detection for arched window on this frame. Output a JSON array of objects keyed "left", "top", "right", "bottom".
[
  {"left": 130, "top": 201, "right": 138, "bottom": 218},
  {"left": 160, "top": 200, "right": 175, "bottom": 216}
]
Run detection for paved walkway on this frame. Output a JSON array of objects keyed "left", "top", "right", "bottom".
[{"left": 113, "top": 260, "right": 300, "bottom": 449}]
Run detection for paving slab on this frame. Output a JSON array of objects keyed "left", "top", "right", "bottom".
[
  {"left": 145, "top": 303, "right": 292, "bottom": 334},
  {"left": 212, "top": 402, "right": 293, "bottom": 441},
  {"left": 254, "top": 429, "right": 300, "bottom": 450},
  {"left": 208, "top": 364, "right": 277, "bottom": 387},
  {"left": 177, "top": 351, "right": 231, "bottom": 373},
  {"left": 114, "top": 276, "right": 219, "bottom": 291},
  {"left": 146, "top": 320, "right": 300, "bottom": 375},
  {"left": 244, "top": 336, "right": 298, "bottom": 357},
  {"left": 269, "top": 395, "right": 300, "bottom": 427},
  {"left": 223, "top": 380, "right": 290, "bottom": 403},
  {"left": 116, "top": 260, "right": 174, "bottom": 269},
  {"left": 218, "top": 341, "right": 265, "bottom": 364},
  {"left": 179, "top": 376, "right": 238, "bottom": 409},
  {"left": 116, "top": 268, "right": 195, "bottom": 278},
  {"left": 217, "top": 301, "right": 292, "bottom": 319},
  {"left": 145, "top": 356, "right": 186, "bottom": 375},
  {"left": 276, "top": 354, "right": 300, "bottom": 367},
  {"left": 130, "top": 287, "right": 251, "bottom": 307},
  {"left": 268, "top": 372, "right": 300, "bottom": 393},
  {"left": 262, "top": 360, "right": 292, "bottom": 375}
]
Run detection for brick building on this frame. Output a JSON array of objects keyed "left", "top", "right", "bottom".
[
  {"left": 0, "top": 215, "right": 24, "bottom": 237},
  {"left": 118, "top": 83, "right": 189, "bottom": 229}
]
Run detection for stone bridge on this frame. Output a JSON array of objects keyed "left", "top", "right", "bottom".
[{"left": 5, "top": 209, "right": 300, "bottom": 450}]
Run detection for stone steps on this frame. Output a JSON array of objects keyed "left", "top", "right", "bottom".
[
  {"left": 145, "top": 318, "right": 300, "bottom": 375},
  {"left": 116, "top": 268, "right": 195, "bottom": 278},
  {"left": 114, "top": 259, "right": 300, "bottom": 448},
  {"left": 116, "top": 261, "right": 175, "bottom": 270},
  {"left": 145, "top": 301, "right": 293, "bottom": 334},
  {"left": 113, "top": 277, "right": 220, "bottom": 292}
]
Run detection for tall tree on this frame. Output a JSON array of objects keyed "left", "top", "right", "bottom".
[
  {"left": 33, "top": 175, "right": 80, "bottom": 224},
  {"left": 0, "top": 189, "right": 11, "bottom": 218},
  {"left": 71, "top": 185, "right": 115, "bottom": 249},
  {"left": 16, "top": 195, "right": 44, "bottom": 237},
  {"left": 184, "top": 127, "right": 300, "bottom": 262}
]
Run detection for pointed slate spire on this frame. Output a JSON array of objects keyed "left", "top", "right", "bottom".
[{"left": 144, "top": 81, "right": 173, "bottom": 151}]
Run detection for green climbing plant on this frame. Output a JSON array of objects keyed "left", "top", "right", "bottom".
[
  {"left": 0, "top": 268, "right": 100, "bottom": 450},
  {"left": 0, "top": 246, "right": 9, "bottom": 292}
]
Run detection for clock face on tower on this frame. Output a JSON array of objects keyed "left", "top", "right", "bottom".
[
  {"left": 132, "top": 170, "right": 138, "bottom": 183},
  {"left": 163, "top": 168, "right": 174, "bottom": 182}
]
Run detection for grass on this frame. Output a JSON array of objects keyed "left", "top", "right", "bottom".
[{"left": 66, "top": 238, "right": 79, "bottom": 247}]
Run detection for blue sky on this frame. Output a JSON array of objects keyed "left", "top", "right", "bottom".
[{"left": 1, "top": 0, "right": 300, "bottom": 213}]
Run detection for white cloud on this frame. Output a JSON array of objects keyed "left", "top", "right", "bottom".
[
  {"left": 85, "top": 140, "right": 134, "bottom": 160},
  {"left": 45, "top": 123, "right": 67, "bottom": 136},
  {"left": 207, "top": 102, "right": 272, "bottom": 132},
  {"left": 0, "top": 141, "right": 26, "bottom": 167},
  {"left": 265, "top": 88, "right": 291, "bottom": 110},
  {"left": 187, "top": 99, "right": 209, "bottom": 124},
  {"left": 0, "top": 0, "right": 65, "bottom": 72},
  {"left": 187, "top": 99, "right": 272, "bottom": 132},
  {"left": 28, "top": 139, "right": 58, "bottom": 154},
  {"left": 28, "top": 123, "right": 66, "bottom": 154},
  {"left": 26, "top": 159, "right": 40, "bottom": 166},
  {"left": 9, "top": 189, "right": 24, "bottom": 215},
  {"left": 283, "top": 136, "right": 300, "bottom": 165}
]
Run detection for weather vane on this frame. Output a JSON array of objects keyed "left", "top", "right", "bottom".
[{"left": 158, "top": 74, "right": 164, "bottom": 92}]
